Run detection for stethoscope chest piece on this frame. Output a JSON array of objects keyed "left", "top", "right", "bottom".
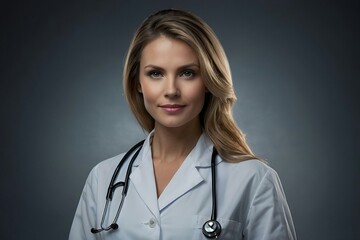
[{"left": 202, "top": 220, "right": 222, "bottom": 238}]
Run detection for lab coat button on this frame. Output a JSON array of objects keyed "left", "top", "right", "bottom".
[{"left": 148, "top": 218, "right": 156, "bottom": 228}]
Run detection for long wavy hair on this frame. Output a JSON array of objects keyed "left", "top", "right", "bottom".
[{"left": 123, "top": 9, "right": 257, "bottom": 162}]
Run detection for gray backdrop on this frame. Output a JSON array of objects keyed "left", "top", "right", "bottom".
[{"left": 1, "top": 0, "right": 359, "bottom": 239}]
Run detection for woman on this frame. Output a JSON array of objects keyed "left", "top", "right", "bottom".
[{"left": 69, "top": 9, "right": 297, "bottom": 240}]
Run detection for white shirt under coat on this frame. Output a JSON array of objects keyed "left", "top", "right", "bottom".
[{"left": 69, "top": 131, "right": 297, "bottom": 239}]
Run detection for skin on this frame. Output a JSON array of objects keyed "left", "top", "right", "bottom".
[{"left": 138, "top": 36, "right": 207, "bottom": 197}]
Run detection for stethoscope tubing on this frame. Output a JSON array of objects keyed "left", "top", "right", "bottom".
[
  {"left": 92, "top": 140, "right": 144, "bottom": 233},
  {"left": 210, "top": 147, "right": 218, "bottom": 221},
  {"left": 106, "top": 140, "right": 145, "bottom": 200}
]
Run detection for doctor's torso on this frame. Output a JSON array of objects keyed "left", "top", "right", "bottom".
[{"left": 69, "top": 132, "right": 296, "bottom": 240}]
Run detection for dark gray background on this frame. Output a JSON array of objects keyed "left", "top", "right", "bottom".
[{"left": 1, "top": 0, "right": 359, "bottom": 239}]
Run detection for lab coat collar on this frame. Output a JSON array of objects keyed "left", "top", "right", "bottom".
[
  {"left": 132, "top": 130, "right": 223, "bottom": 168},
  {"left": 190, "top": 131, "right": 223, "bottom": 168},
  {"left": 129, "top": 130, "right": 223, "bottom": 215}
]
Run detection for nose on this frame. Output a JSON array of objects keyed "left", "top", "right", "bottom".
[{"left": 164, "top": 76, "right": 180, "bottom": 98}]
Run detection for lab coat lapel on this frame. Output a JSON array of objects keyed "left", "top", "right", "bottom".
[
  {"left": 158, "top": 161, "right": 204, "bottom": 211},
  {"left": 156, "top": 132, "right": 215, "bottom": 211},
  {"left": 130, "top": 142, "right": 160, "bottom": 220}
]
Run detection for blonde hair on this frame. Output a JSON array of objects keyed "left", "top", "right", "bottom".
[{"left": 123, "top": 9, "right": 257, "bottom": 162}]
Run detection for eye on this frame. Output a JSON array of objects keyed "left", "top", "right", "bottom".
[
  {"left": 148, "top": 70, "right": 163, "bottom": 79},
  {"left": 180, "top": 70, "right": 195, "bottom": 79}
]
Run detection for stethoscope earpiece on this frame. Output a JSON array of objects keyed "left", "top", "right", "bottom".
[{"left": 202, "top": 220, "right": 222, "bottom": 238}]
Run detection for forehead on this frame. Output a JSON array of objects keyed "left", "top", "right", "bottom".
[{"left": 140, "top": 36, "right": 199, "bottom": 67}]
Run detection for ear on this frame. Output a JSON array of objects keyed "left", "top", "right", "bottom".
[{"left": 137, "top": 83, "right": 143, "bottom": 93}]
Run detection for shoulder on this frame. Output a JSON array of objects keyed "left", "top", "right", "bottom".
[
  {"left": 87, "top": 136, "right": 151, "bottom": 182},
  {"left": 219, "top": 159, "right": 273, "bottom": 178},
  {"left": 86, "top": 152, "right": 126, "bottom": 181},
  {"left": 217, "top": 159, "right": 281, "bottom": 190}
]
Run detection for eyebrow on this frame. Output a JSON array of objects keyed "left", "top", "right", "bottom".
[{"left": 143, "top": 63, "right": 200, "bottom": 71}]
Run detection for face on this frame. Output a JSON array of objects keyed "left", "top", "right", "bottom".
[{"left": 138, "top": 36, "right": 206, "bottom": 130}]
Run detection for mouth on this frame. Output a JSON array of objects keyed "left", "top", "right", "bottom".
[{"left": 159, "top": 104, "right": 186, "bottom": 113}]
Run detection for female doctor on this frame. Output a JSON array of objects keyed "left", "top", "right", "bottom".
[{"left": 69, "top": 9, "right": 297, "bottom": 240}]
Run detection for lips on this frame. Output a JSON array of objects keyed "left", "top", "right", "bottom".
[{"left": 159, "top": 104, "right": 186, "bottom": 113}]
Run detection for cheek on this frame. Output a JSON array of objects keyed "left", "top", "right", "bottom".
[
  {"left": 188, "top": 82, "right": 206, "bottom": 97},
  {"left": 187, "top": 84, "right": 206, "bottom": 107}
]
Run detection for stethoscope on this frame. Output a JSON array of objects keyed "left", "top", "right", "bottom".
[{"left": 91, "top": 140, "right": 222, "bottom": 238}]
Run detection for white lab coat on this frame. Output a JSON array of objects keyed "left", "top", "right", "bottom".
[{"left": 69, "top": 131, "right": 297, "bottom": 240}]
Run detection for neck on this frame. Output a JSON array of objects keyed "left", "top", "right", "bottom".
[{"left": 151, "top": 123, "right": 202, "bottom": 163}]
